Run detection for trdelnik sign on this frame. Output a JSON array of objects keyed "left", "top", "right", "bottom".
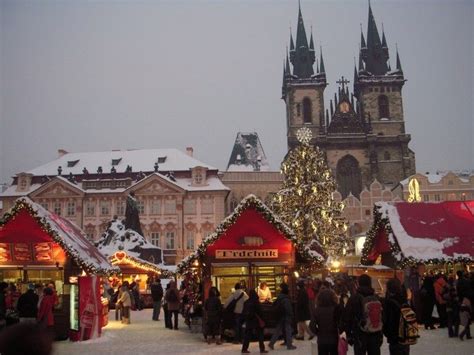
[{"left": 215, "top": 249, "right": 278, "bottom": 259}]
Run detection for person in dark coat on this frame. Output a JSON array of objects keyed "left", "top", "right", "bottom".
[
  {"left": 241, "top": 289, "right": 268, "bottom": 353},
  {"left": 164, "top": 281, "right": 181, "bottom": 330},
  {"left": 420, "top": 275, "right": 436, "bottom": 329},
  {"left": 443, "top": 277, "right": 460, "bottom": 338},
  {"left": 150, "top": 278, "right": 164, "bottom": 321},
  {"left": 295, "top": 280, "right": 315, "bottom": 340},
  {"left": 268, "top": 283, "right": 296, "bottom": 350},
  {"left": 383, "top": 278, "right": 410, "bottom": 355},
  {"left": 314, "top": 288, "right": 341, "bottom": 355},
  {"left": 17, "top": 284, "right": 39, "bottom": 324},
  {"left": 344, "top": 274, "right": 383, "bottom": 355},
  {"left": 204, "top": 287, "right": 223, "bottom": 345},
  {"left": 0, "top": 282, "right": 8, "bottom": 331},
  {"left": 0, "top": 322, "right": 53, "bottom": 355},
  {"left": 163, "top": 283, "right": 172, "bottom": 329}
]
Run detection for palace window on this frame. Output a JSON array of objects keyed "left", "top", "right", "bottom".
[
  {"left": 150, "top": 232, "right": 161, "bottom": 248},
  {"left": 302, "top": 97, "right": 312, "bottom": 123},
  {"left": 116, "top": 201, "right": 125, "bottom": 216},
  {"left": 186, "top": 232, "right": 195, "bottom": 250},
  {"left": 164, "top": 200, "right": 176, "bottom": 214},
  {"left": 296, "top": 103, "right": 301, "bottom": 117},
  {"left": 137, "top": 200, "right": 145, "bottom": 214},
  {"left": 434, "top": 194, "right": 441, "bottom": 201},
  {"left": 201, "top": 198, "right": 213, "bottom": 214},
  {"left": 100, "top": 201, "right": 110, "bottom": 216},
  {"left": 384, "top": 151, "right": 391, "bottom": 161},
  {"left": 66, "top": 201, "right": 76, "bottom": 217},
  {"left": 378, "top": 95, "right": 390, "bottom": 119},
  {"left": 423, "top": 195, "right": 430, "bottom": 202},
  {"left": 41, "top": 202, "right": 49, "bottom": 211},
  {"left": 86, "top": 202, "right": 95, "bottom": 216},
  {"left": 53, "top": 202, "right": 62, "bottom": 216},
  {"left": 165, "top": 232, "right": 175, "bottom": 249},
  {"left": 184, "top": 199, "right": 196, "bottom": 214},
  {"left": 151, "top": 200, "right": 161, "bottom": 215}
]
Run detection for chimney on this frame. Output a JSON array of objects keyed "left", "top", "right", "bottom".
[
  {"left": 58, "top": 149, "right": 68, "bottom": 158},
  {"left": 186, "top": 147, "right": 194, "bottom": 157}
]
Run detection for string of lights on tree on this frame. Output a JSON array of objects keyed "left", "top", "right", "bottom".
[
  {"left": 361, "top": 203, "right": 472, "bottom": 267},
  {"left": 1, "top": 198, "right": 120, "bottom": 276},
  {"left": 177, "top": 194, "right": 321, "bottom": 274},
  {"left": 271, "top": 127, "right": 350, "bottom": 265}
]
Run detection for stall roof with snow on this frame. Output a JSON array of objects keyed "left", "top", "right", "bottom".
[
  {"left": 361, "top": 201, "right": 474, "bottom": 267},
  {"left": 96, "top": 219, "right": 175, "bottom": 277},
  {"left": 177, "top": 194, "right": 324, "bottom": 273},
  {"left": 0, "top": 198, "right": 119, "bottom": 275}
]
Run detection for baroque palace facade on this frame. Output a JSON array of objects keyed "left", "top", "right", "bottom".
[{"left": 0, "top": 148, "right": 228, "bottom": 264}]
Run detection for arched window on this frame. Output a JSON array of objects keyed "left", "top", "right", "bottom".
[
  {"left": 336, "top": 155, "right": 362, "bottom": 199},
  {"left": 384, "top": 151, "right": 391, "bottom": 161},
  {"left": 378, "top": 95, "right": 390, "bottom": 119},
  {"left": 302, "top": 97, "right": 312, "bottom": 123}
]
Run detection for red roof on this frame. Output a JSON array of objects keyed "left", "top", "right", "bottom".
[
  {"left": 0, "top": 198, "right": 118, "bottom": 274},
  {"left": 362, "top": 201, "right": 474, "bottom": 265}
]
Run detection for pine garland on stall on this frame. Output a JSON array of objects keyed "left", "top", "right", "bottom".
[{"left": 272, "top": 128, "right": 349, "bottom": 264}]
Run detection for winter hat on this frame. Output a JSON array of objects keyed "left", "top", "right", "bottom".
[{"left": 28, "top": 283, "right": 35, "bottom": 290}]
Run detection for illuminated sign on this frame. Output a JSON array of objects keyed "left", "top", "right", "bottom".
[
  {"left": 216, "top": 249, "right": 278, "bottom": 259},
  {"left": 408, "top": 178, "right": 421, "bottom": 203}
]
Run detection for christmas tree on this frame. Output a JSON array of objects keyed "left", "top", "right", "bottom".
[{"left": 272, "top": 127, "right": 349, "bottom": 264}]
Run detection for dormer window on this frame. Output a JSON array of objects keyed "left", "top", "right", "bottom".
[
  {"left": 111, "top": 158, "right": 122, "bottom": 166},
  {"left": 191, "top": 166, "right": 208, "bottom": 186},
  {"left": 67, "top": 160, "right": 80, "bottom": 167},
  {"left": 157, "top": 156, "right": 167, "bottom": 164}
]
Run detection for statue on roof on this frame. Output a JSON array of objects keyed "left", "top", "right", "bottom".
[{"left": 124, "top": 192, "right": 143, "bottom": 236}]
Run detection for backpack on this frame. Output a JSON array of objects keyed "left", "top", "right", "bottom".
[
  {"left": 397, "top": 302, "right": 419, "bottom": 345},
  {"left": 359, "top": 294, "right": 383, "bottom": 333},
  {"left": 167, "top": 289, "right": 178, "bottom": 303},
  {"left": 225, "top": 291, "right": 244, "bottom": 313}
]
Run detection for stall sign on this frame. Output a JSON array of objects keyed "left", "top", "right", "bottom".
[
  {"left": 13, "top": 243, "right": 32, "bottom": 262},
  {"left": 0, "top": 243, "right": 12, "bottom": 262},
  {"left": 216, "top": 249, "right": 278, "bottom": 259}
]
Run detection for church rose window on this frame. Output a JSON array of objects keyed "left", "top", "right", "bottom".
[
  {"left": 336, "top": 155, "right": 362, "bottom": 199},
  {"left": 378, "top": 95, "right": 390, "bottom": 119},
  {"left": 302, "top": 97, "right": 312, "bottom": 123}
]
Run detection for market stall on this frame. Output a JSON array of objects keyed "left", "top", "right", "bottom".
[
  {"left": 178, "top": 194, "right": 322, "bottom": 331},
  {"left": 361, "top": 200, "right": 474, "bottom": 268},
  {"left": 96, "top": 218, "right": 175, "bottom": 308},
  {"left": 0, "top": 198, "right": 118, "bottom": 340}
]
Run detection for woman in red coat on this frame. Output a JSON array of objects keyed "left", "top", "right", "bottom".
[{"left": 37, "top": 287, "right": 55, "bottom": 328}]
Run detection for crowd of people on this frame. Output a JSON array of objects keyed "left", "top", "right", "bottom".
[
  {"left": 197, "top": 269, "right": 474, "bottom": 355},
  {"left": 0, "top": 281, "right": 60, "bottom": 355}
]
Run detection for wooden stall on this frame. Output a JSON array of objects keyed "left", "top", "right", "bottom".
[
  {"left": 178, "top": 195, "right": 321, "bottom": 331},
  {"left": 0, "top": 198, "right": 118, "bottom": 340}
]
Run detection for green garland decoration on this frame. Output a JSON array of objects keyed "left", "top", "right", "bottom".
[
  {"left": 177, "top": 194, "right": 322, "bottom": 274},
  {"left": 0, "top": 198, "right": 120, "bottom": 276}
]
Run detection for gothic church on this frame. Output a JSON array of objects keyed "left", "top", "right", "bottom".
[{"left": 282, "top": 3, "right": 416, "bottom": 199}]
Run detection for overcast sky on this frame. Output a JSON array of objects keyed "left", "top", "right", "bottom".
[{"left": 0, "top": 0, "right": 472, "bottom": 184}]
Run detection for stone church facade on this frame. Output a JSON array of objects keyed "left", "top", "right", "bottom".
[{"left": 282, "top": 3, "right": 416, "bottom": 199}]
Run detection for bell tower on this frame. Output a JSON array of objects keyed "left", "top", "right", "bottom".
[{"left": 282, "top": 3, "right": 327, "bottom": 150}]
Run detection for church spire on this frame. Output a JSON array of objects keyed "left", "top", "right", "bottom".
[
  {"left": 289, "top": 1, "right": 315, "bottom": 78},
  {"left": 319, "top": 46, "right": 325, "bottom": 74},
  {"left": 360, "top": 1, "right": 389, "bottom": 75},
  {"left": 309, "top": 28, "right": 314, "bottom": 51},
  {"left": 290, "top": 30, "right": 295, "bottom": 51},
  {"left": 360, "top": 24, "right": 366, "bottom": 48},
  {"left": 286, "top": 51, "right": 291, "bottom": 75},
  {"left": 396, "top": 45, "right": 403, "bottom": 73}
]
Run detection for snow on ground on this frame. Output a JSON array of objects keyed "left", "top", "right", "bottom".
[{"left": 54, "top": 309, "right": 474, "bottom": 355}]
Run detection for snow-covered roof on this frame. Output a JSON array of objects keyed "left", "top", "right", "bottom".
[
  {"left": 0, "top": 197, "right": 119, "bottom": 275},
  {"left": 226, "top": 132, "right": 270, "bottom": 172},
  {"left": 362, "top": 201, "right": 474, "bottom": 266},
  {"left": 25, "top": 148, "right": 217, "bottom": 176},
  {"left": 400, "top": 170, "right": 474, "bottom": 185}
]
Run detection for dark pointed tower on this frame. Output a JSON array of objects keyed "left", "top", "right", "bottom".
[
  {"left": 282, "top": 1, "right": 327, "bottom": 150},
  {"left": 353, "top": 2, "right": 415, "bottom": 185}
]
